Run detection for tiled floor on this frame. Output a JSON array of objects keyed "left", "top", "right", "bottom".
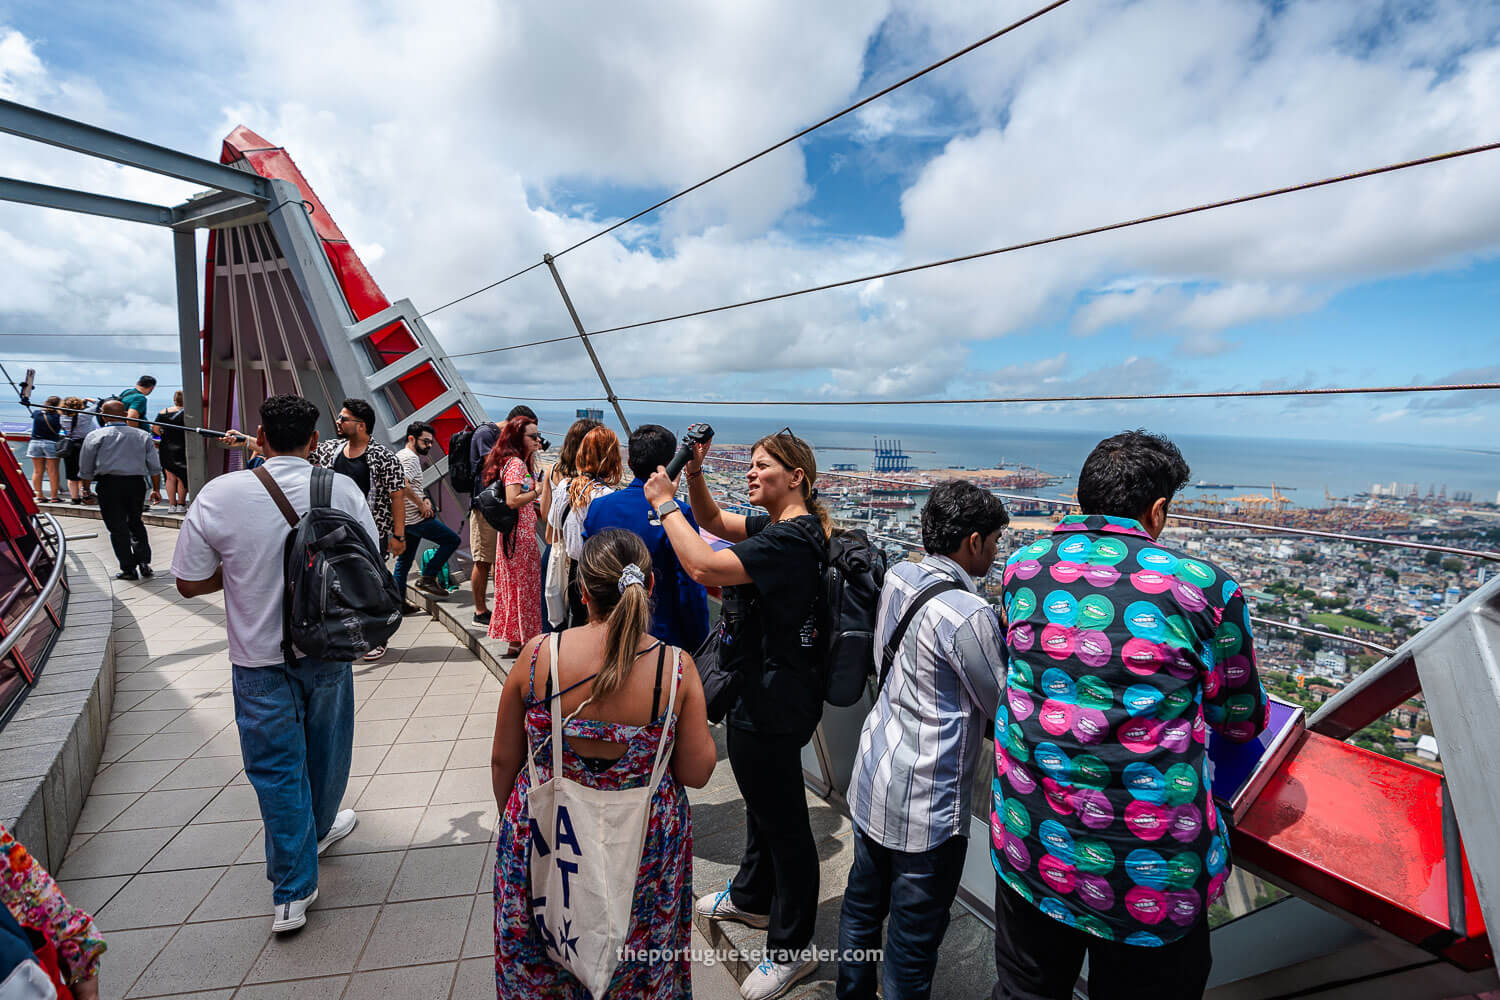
[{"left": 58, "top": 525, "right": 505, "bottom": 1000}]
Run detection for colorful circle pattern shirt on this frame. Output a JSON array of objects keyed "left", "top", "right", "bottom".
[{"left": 992, "top": 514, "right": 1268, "bottom": 946}]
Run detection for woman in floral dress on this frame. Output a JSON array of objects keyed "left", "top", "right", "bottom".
[
  {"left": 484, "top": 415, "right": 545, "bottom": 655},
  {"left": 489, "top": 529, "right": 716, "bottom": 998},
  {"left": 1, "top": 823, "right": 105, "bottom": 998}
]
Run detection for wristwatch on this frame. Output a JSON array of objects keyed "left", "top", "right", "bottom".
[{"left": 655, "top": 499, "right": 681, "bottom": 520}]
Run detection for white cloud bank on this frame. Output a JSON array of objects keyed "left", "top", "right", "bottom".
[{"left": 2, "top": 0, "right": 1499, "bottom": 432}]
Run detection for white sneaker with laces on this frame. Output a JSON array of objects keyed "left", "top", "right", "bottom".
[
  {"left": 695, "top": 883, "right": 769, "bottom": 929},
  {"left": 362, "top": 645, "right": 386, "bottom": 661},
  {"left": 271, "top": 888, "right": 318, "bottom": 933},
  {"left": 740, "top": 956, "right": 817, "bottom": 1000},
  {"left": 317, "top": 809, "right": 358, "bottom": 855}
]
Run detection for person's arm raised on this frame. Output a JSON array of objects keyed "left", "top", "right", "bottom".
[
  {"left": 682, "top": 441, "right": 748, "bottom": 543},
  {"left": 644, "top": 468, "right": 752, "bottom": 588}
]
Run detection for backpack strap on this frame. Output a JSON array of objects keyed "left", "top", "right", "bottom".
[
  {"left": 879, "top": 578, "right": 962, "bottom": 690},
  {"left": 310, "top": 466, "right": 334, "bottom": 510},
  {"left": 253, "top": 465, "right": 299, "bottom": 528}
]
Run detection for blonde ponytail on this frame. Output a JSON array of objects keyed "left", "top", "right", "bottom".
[{"left": 577, "top": 528, "right": 655, "bottom": 701}]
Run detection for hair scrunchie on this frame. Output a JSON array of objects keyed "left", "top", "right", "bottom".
[{"left": 618, "top": 563, "right": 647, "bottom": 593}]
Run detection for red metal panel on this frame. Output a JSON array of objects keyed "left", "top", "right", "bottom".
[
  {"left": 1236, "top": 732, "right": 1491, "bottom": 969},
  {"left": 213, "top": 127, "right": 477, "bottom": 455}
]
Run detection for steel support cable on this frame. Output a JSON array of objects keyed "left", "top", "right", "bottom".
[
  {"left": 455, "top": 381, "right": 1500, "bottom": 405},
  {"left": 612, "top": 381, "right": 1500, "bottom": 406},
  {"left": 418, "top": 260, "right": 547, "bottom": 320},
  {"left": 860, "top": 514, "right": 1396, "bottom": 655},
  {"left": 1, "top": 358, "right": 178, "bottom": 366},
  {"left": 0, "top": 332, "right": 179, "bottom": 338},
  {"left": 695, "top": 453, "right": 1500, "bottom": 562},
  {"left": 421, "top": 0, "right": 1074, "bottom": 321},
  {"left": 449, "top": 138, "right": 1500, "bottom": 359}
]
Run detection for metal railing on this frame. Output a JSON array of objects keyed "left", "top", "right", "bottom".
[{"left": 0, "top": 511, "right": 68, "bottom": 668}]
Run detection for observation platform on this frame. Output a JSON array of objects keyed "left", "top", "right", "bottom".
[{"left": 45, "top": 513, "right": 1000, "bottom": 1000}]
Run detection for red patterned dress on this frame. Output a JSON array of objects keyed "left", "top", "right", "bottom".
[
  {"left": 493, "top": 645, "right": 692, "bottom": 998},
  {"left": 489, "top": 457, "right": 542, "bottom": 644}
]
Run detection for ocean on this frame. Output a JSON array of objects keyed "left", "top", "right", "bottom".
[
  {"left": 527, "top": 409, "right": 1500, "bottom": 510},
  {"left": 14, "top": 410, "right": 1492, "bottom": 511}
]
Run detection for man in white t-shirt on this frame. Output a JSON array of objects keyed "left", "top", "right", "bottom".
[
  {"left": 393, "top": 420, "right": 460, "bottom": 600},
  {"left": 170, "top": 394, "right": 379, "bottom": 934}
]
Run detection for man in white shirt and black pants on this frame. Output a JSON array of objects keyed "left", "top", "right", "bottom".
[{"left": 171, "top": 395, "right": 380, "bottom": 934}]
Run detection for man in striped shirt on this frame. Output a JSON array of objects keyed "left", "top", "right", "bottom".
[{"left": 839, "top": 481, "right": 1010, "bottom": 1000}]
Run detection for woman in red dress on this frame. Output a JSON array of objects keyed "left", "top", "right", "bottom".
[{"left": 483, "top": 415, "right": 545, "bottom": 655}]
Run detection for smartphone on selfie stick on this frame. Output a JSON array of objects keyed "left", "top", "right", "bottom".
[{"left": 665, "top": 423, "right": 714, "bottom": 479}]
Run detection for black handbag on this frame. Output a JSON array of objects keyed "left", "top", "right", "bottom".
[
  {"left": 694, "top": 588, "right": 758, "bottom": 723},
  {"left": 694, "top": 618, "right": 741, "bottom": 724}
]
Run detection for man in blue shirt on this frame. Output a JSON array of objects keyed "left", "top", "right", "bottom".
[{"left": 583, "top": 423, "right": 710, "bottom": 651}]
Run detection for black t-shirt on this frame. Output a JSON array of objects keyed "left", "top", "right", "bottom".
[
  {"left": 155, "top": 409, "right": 187, "bottom": 462},
  {"left": 725, "top": 513, "right": 825, "bottom": 741},
  {"left": 333, "top": 448, "right": 371, "bottom": 497}
]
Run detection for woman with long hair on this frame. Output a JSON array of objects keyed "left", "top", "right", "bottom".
[
  {"left": 537, "top": 417, "right": 601, "bottom": 629},
  {"left": 59, "top": 396, "right": 97, "bottom": 504},
  {"left": 484, "top": 414, "right": 546, "bottom": 655},
  {"left": 550, "top": 425, "right": 622, "bottom": 627},
  {"left": 644, "top": 428, "right": 831, "bottom": 999},
  {"left": 27, "top": 396, "right": 63, "bottom": 503},
  {"left": 153, "top": 390, "right": 189, "bottom": 513},
  {"left": 490, "top": 529, "right": 715, "bottom": 998}
]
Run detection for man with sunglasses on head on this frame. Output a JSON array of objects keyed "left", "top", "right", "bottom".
[{"left": 312, "top": 398, "right": 408, "bottom": 660}]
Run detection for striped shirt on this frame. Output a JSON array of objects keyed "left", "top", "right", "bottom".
[{"left": 848, "top": 554, "right": 1008, "bottom": 853}]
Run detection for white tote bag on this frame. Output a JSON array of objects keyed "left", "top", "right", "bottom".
[
  {"left": 544, "top": 544, "right": 570, "bottom": 628},
  {"left": 525, "top": 632, "right": 679, "bottom": 998}
]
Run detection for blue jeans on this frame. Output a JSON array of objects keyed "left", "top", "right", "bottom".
[
  {"left": 393, "top": 515, "right": 461, "bottom": 592},
  {"left": 836, "top": 827, "right": 968, "bottom": 1000},
  {"left": 231, "top": 658, "right": 354, "bottom": 904}
]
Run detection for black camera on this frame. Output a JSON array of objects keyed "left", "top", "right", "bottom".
[
  {"left": 537, "top": 435, "right": 551, "bottom": 452},
  {"left": 665, "top": 422, "right": 714, "bottom": 479}
]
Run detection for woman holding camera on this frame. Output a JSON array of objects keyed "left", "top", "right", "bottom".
[{"left": 644, "top": 428, "right": 829, "bottom": 1000}]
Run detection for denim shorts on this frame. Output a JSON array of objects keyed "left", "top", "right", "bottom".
[{"left": 25, "top": 439, "right": 58, "bottom": 459}]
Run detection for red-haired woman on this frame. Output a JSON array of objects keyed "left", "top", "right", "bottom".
[
  {"left": 483, "top": 415, "right": 545, "bottom": 655},
  {"left": 548, "top": 425, "right": 622, "bottom": 626}
]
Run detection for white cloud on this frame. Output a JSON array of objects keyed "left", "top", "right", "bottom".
[{"left": 1, "top": 0, "right": 1499, "bottom": 436}]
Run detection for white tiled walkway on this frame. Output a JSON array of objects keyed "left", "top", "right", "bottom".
[{"left": 57, "top": 525, "right": 501, "bottom": 1000}]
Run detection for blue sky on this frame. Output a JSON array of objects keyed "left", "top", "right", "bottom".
[{"left": 1, "top": 0, "right": 1498, "bottom": 449}]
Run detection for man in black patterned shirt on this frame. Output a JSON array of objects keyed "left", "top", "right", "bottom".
[{"left": 312, "top": 398, "right": 409, "bottom": 660}]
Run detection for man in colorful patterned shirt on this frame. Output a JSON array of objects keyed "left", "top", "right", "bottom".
[{"left": 991, "top": 431, "right": 1267, "bottom": 1000}]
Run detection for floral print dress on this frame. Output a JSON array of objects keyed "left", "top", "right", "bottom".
[
  {"left": 494, "top": 645, "right": 692, "bottom": 998},
  {"left": 489, "top": 457, "right": 542, "bottom": 644},
  {"left": 0, "top": 824, "right": 105, "bottom": 985}
]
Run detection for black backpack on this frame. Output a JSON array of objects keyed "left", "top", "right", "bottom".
[
  {"left": 447, "top": 428, "right": 477, "bottom": 494},
  {"left": 820, "top": 528, "right": 888, "bottom": 706},
  {"left": 474, "top": 478, "right": 521, "bottom": 558},
  {"left": 255, "top": 465, "right": 403, "bottom": 662}
]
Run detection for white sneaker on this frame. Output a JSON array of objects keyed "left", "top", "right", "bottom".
[
  {"left": 363, "top": 645, "right": 386, "bottom": 661},
  {"left": 271, "top": 888, "right": 318, "bottom": 933},
  {"left": 740, "top": 956, "right": 817, "bottom": 1000},
  {"left": 317, "top": 809, "right": 358, "bottom": 855},
  {"left": 695, "top": 884, "right": 769, "bottom": 929}
]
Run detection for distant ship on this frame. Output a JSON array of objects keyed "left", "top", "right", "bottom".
[{"left": 1195, "top": 480, "right": 1234, "bottom": 489}]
